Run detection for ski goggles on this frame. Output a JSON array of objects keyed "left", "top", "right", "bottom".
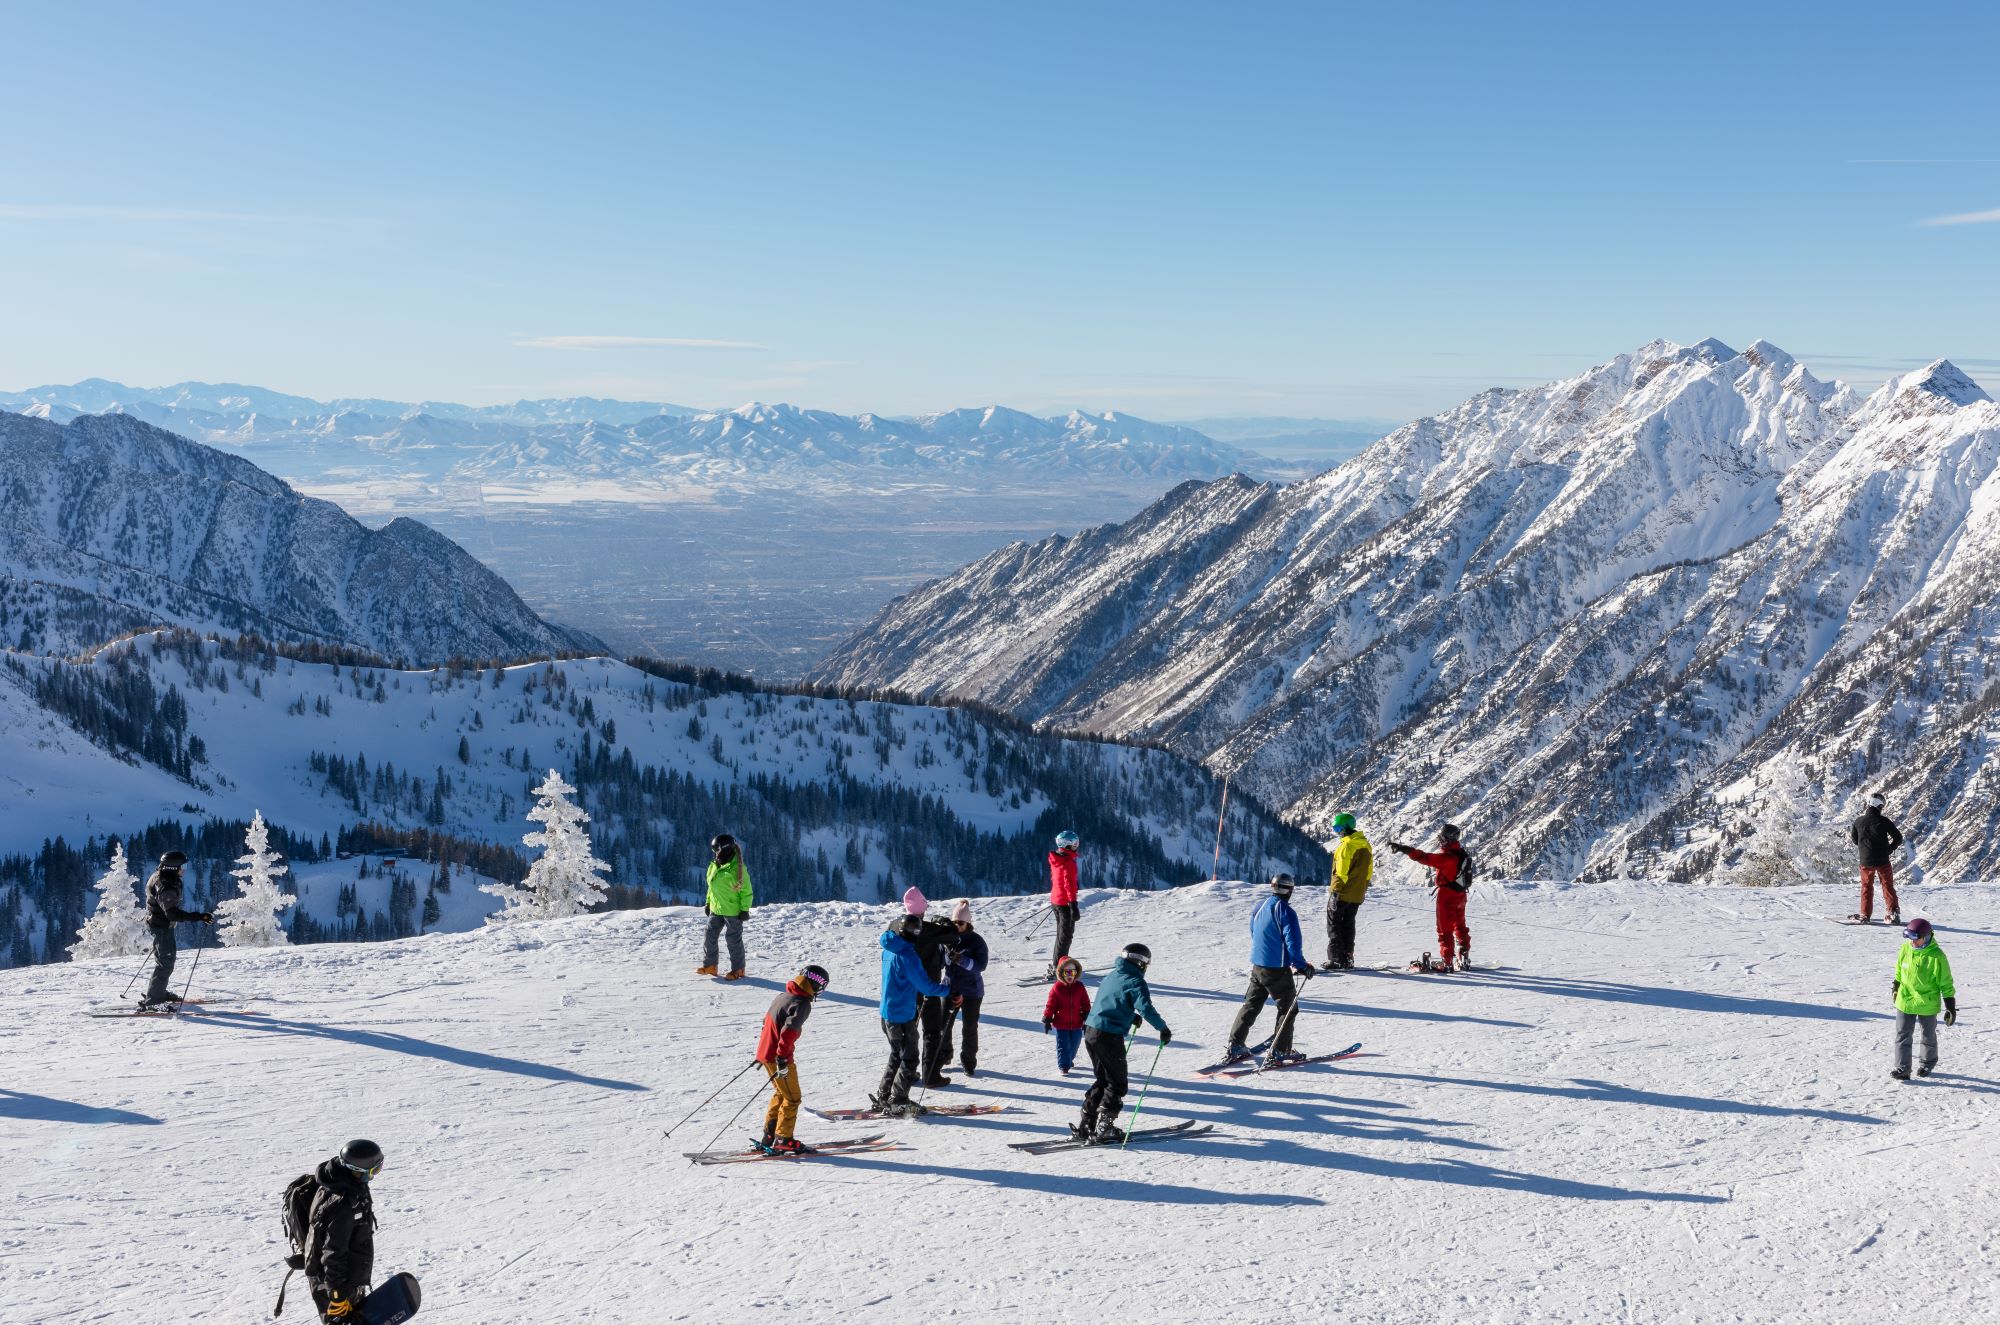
[
  {"left": 1903, "top": 926, "right": 1931, "bottom": 944},
  {"left": 800, "top": 968, "right": 829, "bottom": 992},
  {"left": 340, "top": 1157, "right": 384, "bottom": 1180}
]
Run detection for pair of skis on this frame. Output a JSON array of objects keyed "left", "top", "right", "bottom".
[
  {"left": 1195, "top": 1040, "right": 1364, "bottom": 1078},
  {"left": 85, "top": 998, "right": 262, "bottom": 1019},
  {"left": 684, "top": 1134, "right": 904, "bottom": 1166},
  {"left": 1009, "top": 1118, "right": 1217, "bottom": 1155}
]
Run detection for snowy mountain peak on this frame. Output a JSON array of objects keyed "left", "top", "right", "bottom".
[
  {"left": 1885, "top": 359, "right": 1990, "bottom": 409},
  {"left": 1688, "top": 336, "right": 1738, "bottom": 364},
  {"left": 1738, "top": 338, "right": 1797, "bottom": 374}
]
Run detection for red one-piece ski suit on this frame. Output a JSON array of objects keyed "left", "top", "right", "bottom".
[{"left": 1405, "top": 842, "right": 1470, "bottom": 965}]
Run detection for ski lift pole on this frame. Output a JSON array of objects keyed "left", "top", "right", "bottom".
[
  {"left": 1210, "top": 778, "right": 1231, "bottom": 881},
  {"left": 1120, "top": 1038, "right": 1168, "bottom": 1149}
]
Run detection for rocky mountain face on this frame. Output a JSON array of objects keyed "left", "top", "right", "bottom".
[
  {"left": 813, "top": 339, "right": 2000, "bottom": 882},
  {"left": 0, "top": 411, "right": 604, "bottom": 663}
]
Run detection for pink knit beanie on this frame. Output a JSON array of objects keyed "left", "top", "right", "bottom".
[
  {"left": 952, "top": 899, "right": 972, "bottom": 924},
  {"left": 903, "top": 885, "right": 928, "bottom": 916}
]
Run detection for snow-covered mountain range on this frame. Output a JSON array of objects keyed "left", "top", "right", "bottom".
[
  {"left": 813, "top": 339, "right": 2000, "bottom": 884},
  {"left": 0, "top": 381, "right": 1264, "bottom": 498},
  {"left": 0, "top": 410, "right": 602, "bottom": 662}
]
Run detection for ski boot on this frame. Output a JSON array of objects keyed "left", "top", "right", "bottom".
[
  {"left": 922, "top": 1072, "right": 952, "bottom": 1088},
  {"left": 759, "top": 1127, "right": 776, "bottom": 1150},
  {"left": 892, "top": 1099, "right": 926, "bottom": 1118},
  {"left": 1264, "top": 1049, "right": 1307, "bottom": 1068},
  {"left": 1454, "top": 952, "right": 1473, "bottom": 973},
  {"left": 1846, "top": 914, "right": 1866, "bottom": 923},
  {"left": 1089, "top": 1122, "right": 1126, "bottom": 1146},
  {"left": 1222, "top": 1042, "right": 1252, "bottom": 1064},
  {"left": 695, "top": 964, "right": 718, "bottom": 976},
  {"left": 722, "top": 969, "right": 747, "bottom": 981},
  {"left": 766, "top": 1137, "right": 810, "bottom": 1156},
  {"left": 1891, "top": 1068, "right": 1911, "bottom": 1081},
  {"left": 1917, "top": 1066, "right": 1934, "bottom": 1078},
  {"left": 1887, "top": 913, "right": 1902, "bottom": 926}
]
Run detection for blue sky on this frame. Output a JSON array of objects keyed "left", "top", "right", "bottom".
[{"left": 2, "top": 2, "right": 1995, "bottom": 421}]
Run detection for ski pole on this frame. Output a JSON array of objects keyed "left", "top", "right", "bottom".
[
  {"left": 661, "top": 1059, "right": 761, "bottom": 1141},
  {"left": 914, "top": 1001, "right": 959, "bottom": 1110},
  {"left": 120, "top": 948, "right": 151, "bottom": 1000},
  {"left": 173, "top": 923, "right": 208, "bottom": 1013},
  {"left": 1120, "top": 1039, "right": 1167, "bottom": 1149},
  {"left": 690, "top": 1072, "right": 768, "bottom": 1163},
  {"left": 1011, "top": 905, "right": 1053, "bottom": 939}
]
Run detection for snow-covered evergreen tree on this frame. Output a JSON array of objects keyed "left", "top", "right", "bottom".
[
  {"left": 70, "top": 842, "right": 149, "bottom": 959},
  {"left": 217, "top": 811, "right": 295, "bottom": 947},
  {"left": 483, "top": 770, "right": 610, "bottom": 923},
  {"left": 1730, "top": 754, "right": 1850, "bottom": 887}
]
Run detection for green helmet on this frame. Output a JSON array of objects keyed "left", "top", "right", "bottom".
[{"left": 1331, "top": 812, "right": 1357, "bottom": 834}]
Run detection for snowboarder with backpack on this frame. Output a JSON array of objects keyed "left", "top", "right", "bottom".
[
  {"left": 1389, "top": 823, "right": 1473, "bottom": 970},
  {"left": 1076, "top": 942, "right": 1171, "bottom": 1144},
  {"left": 1222, "top": 874, "right": 1315, "bottom": 1066},
  {"left": 282, "top": 1139, "right": 383, "bottom": 1322},
  {"left": 696, "top": 834, "right": 752, "bottom": 980},
  {"left": 754, "top": 964, "right": 830, "bottom": 1153},
  {"left": 1046, "top": 829, "right": 1081, "bottom": 979},
  {"left": 1321, "top": 813, "right": 1373, "bottom": 970},
  {"left": 141, "top": 850, "right": 212, "bottom": 1010},
  {"left": 1890, "top": 918, "right": 1957, "bottom": 1081},
  {"left": 1849, "top": 793, "right": 1905, "bottom": 925},
  {"left": 873, "top": 914, "right": 950, "bottom": 1117}
]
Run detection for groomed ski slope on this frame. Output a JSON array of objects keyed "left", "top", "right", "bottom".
[{"left": 6, "top": 878, "right": 1994, "bottom": 1323}]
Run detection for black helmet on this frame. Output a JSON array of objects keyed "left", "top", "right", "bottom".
[
  {"left": 1269, "top": 873, "right": 1296, "bottom": 896},
  {"left": 1121, "top": 942, "right": 1152, "bottom": 970},
  {"left": 798, "top": 963, "right": 830, "bottom": 995},
  {"left": 161, "top": 850, "right": 188, "bottom": 869},
  {"left": 337, "top": 1138, "right": 384, "bottom": 1180},
  {"left": 1440, "top": 824, "right": 1461, "bottom": 843},
  {"left": 710, "top": 834, "right": 738, "bottom": 861},
  {"left": 898, "top": 915, "right": 923, "bottom": 940}
]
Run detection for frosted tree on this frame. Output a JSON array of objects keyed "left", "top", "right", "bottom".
[
  {"left": 70, "top": 842, "right": 150, "bottom": 959},
  {"left": 1730, "top": 753, "right": 1850, "bottom": 887},
  {"left": 483, "top": 770, "right": 610, "bottom": 923},
  {"left": 217, "top": 811, "right": 296, "bottom": 947}
]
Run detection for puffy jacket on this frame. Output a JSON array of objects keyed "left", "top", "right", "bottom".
[
  {"left": 144, "top": 868, "right": 202, "bottom": 929},
  {"left": 1249, "top": 895, "right": 1307, "bottom": 970},
  {"left": 1850, "top": 810, "right": 1904, "bottom": 868},
  {"left": 912, "top": 915, "right": 955, "bottom": 982},
  {"left": 878, "top": 929, "right": 949, "bottom": 1023},
  {"left": 1086, "top": 956, "right": 1169, "bottom": 1037},
  {"left": 1331, "top": 830, "right": 1375, "bottom": 904},
  {"left": 1401, "top": 842, "right": 1467, "bottom": 891},
  {"left": 1049, "top": 849, "right": 1079, "bottom": 906},
  {"left": 1894, "top": 941, "right": 1956, "bottom": 1017},
  {"left": 304, "top": 1160, "right": 376, "bottom": 1298},
  {"left": 1044, "top": 978, "right": 1091, "bottom": 1031},
  {"left": 945, "top": 929, "right": 988, "bottom": 999},
  {"left": 755, "top": 980, "right": 815, "bottom": 1063},
  {"left": 705, "top": 858, "right": 752, "bottom": 916}
]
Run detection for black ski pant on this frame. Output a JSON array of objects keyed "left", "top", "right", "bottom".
[
  {"left": 918, "top": 994, "right": 951, "bottom": 1081},
  {"left": 1080, "top": 1027, "right": 1130, "bottom": 1130},
  {"left": 143, "top": 924, "right": 178, "bottom": 1003},
  {"left": 1051, "top": 902, "right": 1078, "bottom": 967},
  {"left": 939, "top": 996, "right": 982, "bottom": 1072},
  {"left": 876, "top": 1016, "right": 921, "bottom": 1106},
  {"left": 1326, "top": 899, "right": 1362, "bottom": 967},
  {"left": 1228, "top": 965, "right": 1301, "bottom": 1055}
]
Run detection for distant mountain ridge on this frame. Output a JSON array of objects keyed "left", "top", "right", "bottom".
[
  {"left": 0, "top": 410, "right": 604, "bottom": 662},
  {"left": 0, "top": 380, "right": 1269, "bottom": 496},
  {"left": 813, "top": 338, "right": 2000, "bottom": 883}
]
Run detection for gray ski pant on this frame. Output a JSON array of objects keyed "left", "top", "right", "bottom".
[
  {"left": 1894, "top": 1011, "right": 1938, "bottom": 1074},
  {"left": 703, "top": 914, "right": 745, "bottom": 971}
]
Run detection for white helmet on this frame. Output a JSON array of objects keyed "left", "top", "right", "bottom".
[{"left": 1867, "top": 793, "right": 1886, "bottom": 808}]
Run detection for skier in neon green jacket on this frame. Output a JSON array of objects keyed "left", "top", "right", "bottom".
[
  {"left": 696, "top": 834, "right": 753, "bottom": 980},
  {"left": 1889, "top": 918, "right": 1957, "bottom": 1081}
]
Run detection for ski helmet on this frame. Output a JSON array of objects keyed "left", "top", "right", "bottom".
[
  {"left": 160, "top": 850, "right": 188, "bottom": 869},
  {"left": 898, "top": 914, "right": 924, "bottom": 941},
  {"left": 1867, "top": 793, "right": 1886, "bottom": 809},
  {"left": 1331, "top": 812, "right": 1357, "bottom": 835},
  {"left": 798, "top": 963, "right": 830, "bottom": 995},
  {"left": 1055, "top": 830, "right": 1080, "bottom": 850},
  {"left": 710, "top": 834, "right": 738, "bottom": 862},
  {"left": 1269, "top": 872, "right": 1296, "bottom": 897},
  {"left": 1121, "top": 942, "right": 1152, "bottom": 970},
  {"left": 1056, "top": 956, "right": 1083, "bottom": 980},
  {"left": 1440, "top": 823, "right": 1461, "bottom": 842},
  {"left": 1903, "top": 918, "right": 1933, "bottom": 944},
  {"left": 337, "top": 1138, "right": 384, "bottom": 1180}
]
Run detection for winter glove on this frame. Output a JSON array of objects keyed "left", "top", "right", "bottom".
[
  {"left": 199, "top": 912, "right": 215, "bottom": 923},
  {"left": 1159, "top": 1027, "right": 1172, "bottom": 1046},
  {"left": 1042, "top": 1017, "right": 1053, "bottom": 1032},
  {"left": 326, "top": 1292, "right": 357, "bottom": 1319},
  {"left": 703, "top": 901, "right": 711, "bottom": 915},
  {"left": 1295, "top": 966, "right": 1314, "bottom": 980},
  {"left": 1892, "top": 981, "right": 1900, "bottom": 1000},
  {"left": 1944, "top": 1000, "right": 1957, "bottom": 1027},
  {"left": 1389, "top": 842, "right": 1411, "bottom": 854},
  {"left": 741, "top": 906, "right": 752, "bottom": 918},
  {"left": 1131, "top": 1016, "right": 1143, "bottom": 1033},
  {"left": 774, "top": 1060, "right": 791, "bottom": 1079}
]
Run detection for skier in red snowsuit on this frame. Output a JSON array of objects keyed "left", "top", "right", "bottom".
[
  {"left": 1046, "top": 830, "right": 1081, "bottom": 979},
  {"left": 1389, "top": 825, "right": 1472, "bottom": 970}
]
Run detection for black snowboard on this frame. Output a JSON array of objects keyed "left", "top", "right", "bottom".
[{"left": 362, "top": 1272, "right": 421, "bottom": 1324}]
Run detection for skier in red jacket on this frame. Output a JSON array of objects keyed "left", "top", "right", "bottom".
[
  {"left": 1389, "top": 824, "right": 1473, "bottom": 971},
  {"left": 1041, "top": 955, "right": 1092, "bottom": 1074},
  {"left": 753, "top": 963, "right": 829, "bottom": 1153},
  {"left": 1046, "top": 830, "right": 1081, "bottom": 979}
]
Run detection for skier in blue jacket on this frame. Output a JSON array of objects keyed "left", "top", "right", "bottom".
[
  {"left": 1223, "top": 874, "right": 1315, "bottom": 1066},
  {"left": 873, "top": 915, "right": 950, "bottom": 1116},
  {"left": 1076, "top": 943, "right": 1172, "bottom": 1143}
]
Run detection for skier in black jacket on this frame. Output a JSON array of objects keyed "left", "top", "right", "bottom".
[
  {"left": 141, "top": 851, "right": 212, "bottom": 1009},
  {"left": 1849, "top": 793, "right": 1906, "bottom": 924},
  {"left": 901, "top": 889, "right": 959, "bottom": 1087},
  {"left": 306, "top": 1139, "right": 382, "bottom": 1321}
]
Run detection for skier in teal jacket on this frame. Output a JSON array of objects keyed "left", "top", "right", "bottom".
[
  {"left": 1890, "top": 918, "right": 1957, "bottom": 1080},
  {"left": 1076, "top": 943, "right": 1171, "bottom": 1143}
]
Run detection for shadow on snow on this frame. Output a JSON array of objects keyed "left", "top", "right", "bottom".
[
  {"left": 192, "top": 1013, "right": 648, "bottom": 1091},
  {"left": 0, "top": 1088, "right": 162, "bottom": 1126}
]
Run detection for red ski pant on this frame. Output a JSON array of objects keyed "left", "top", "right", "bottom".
[
  {"left": 1435, "top": 888, "right": 1470, "bottom": 964},
  {"left": 1859, "top": 865, "right": 1899, "bottom": 922}
]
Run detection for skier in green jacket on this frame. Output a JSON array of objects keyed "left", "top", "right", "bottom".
[
  {"left": 696, "top": 834, "right": 753, "bottom": 980},
  {"left": 1890, "top": 918, "right": 1957, "bottom": 1081}
]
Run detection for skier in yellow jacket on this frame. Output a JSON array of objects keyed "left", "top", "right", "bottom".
[{"left": 1321, "top": 813, "right": 1373, "bottom": 970}]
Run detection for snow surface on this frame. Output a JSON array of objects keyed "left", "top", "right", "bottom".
[{"left": 7, "top": 877, "right": 1994, "bottom": 1322}]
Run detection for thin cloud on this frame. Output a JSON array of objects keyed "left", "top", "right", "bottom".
[
  {"left": 514, "top": 335, "right": 765, "bottom": 351},
  {"left": 1918, "top": 208, "right": 2000, "bottom": 227}
]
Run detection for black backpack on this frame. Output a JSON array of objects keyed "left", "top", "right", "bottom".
[
  {"left": 1453, "top": 849, "right": 1475, "bottom": 892},
  {"left": 281, "top": 1173, "right": 319, "bottom": 1271}
]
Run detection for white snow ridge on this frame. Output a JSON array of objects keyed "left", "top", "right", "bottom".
[{"left": 8, "top": 878, "right": 1993, "bottom": 1321}]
